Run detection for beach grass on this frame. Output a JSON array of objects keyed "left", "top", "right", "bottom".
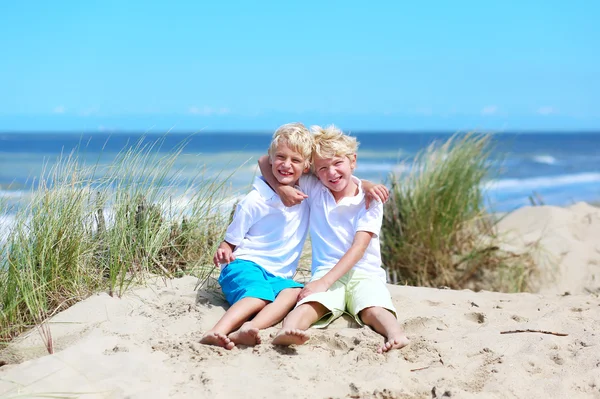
[
  {"left": 0, "top": 136, "right": 232, "bottom": 349},
  {"left": 381, "top": 133, "right": 537, "bottom": 292},
  {"left": 0, "top": 132, "right": 546, "bottom": 351}
]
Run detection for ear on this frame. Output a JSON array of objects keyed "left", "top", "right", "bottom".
[{"left": 350, "top": 154, "right": 357, "bottom": 171}]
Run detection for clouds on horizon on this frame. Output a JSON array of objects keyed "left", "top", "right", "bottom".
[
  {"left": 537, "top": 106, "right": 558, "bottom": 116},
  {"left": 481, "top": 105, "right": 499, "bottom": 116},
  {"left": 188, "top": 106, "right": 231, "bottom": 116},
  {"left": 2, "top": 109, "right": 597, "bottom": 132}
]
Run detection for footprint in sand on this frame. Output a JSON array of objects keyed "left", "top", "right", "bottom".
[
  {"left": 103, "top": 345, "right": 129, "bottom": 355},
  {"left": 551, "top": 353, "right": 565, "bottom": 365},
  {"left": 465, "top": 312, "right": 487, "bottom": 324},
  {"left": 309, "top": 333, "right": 354, "bottom": 352},
  {"left": 402, "top": 316, "right": 446, "bottom": 334},
  {"left": 511, "top": 315, "right": 528, "bottom": 322},
  {"left": 402, "top": 337, "right": 441, "bottom": 364}
]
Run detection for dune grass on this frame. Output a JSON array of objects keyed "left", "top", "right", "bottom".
[
  {"left": 381, "top": 133, "right": 537, "bottom": 292},
  {"left": 0, "top": 132, "right": 545, "bottom": 352},
  {"left": 0, "top": 137, "right": 233, "bottom": 350}
]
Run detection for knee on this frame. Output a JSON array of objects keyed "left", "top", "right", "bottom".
[
  {"left": 359, "top": 306, "right": 384, "bottom": 322},
  {"left": 295, "top": 301, "right": 328, "bottom": 318},
  {"left": 278, "top": 287, "right": 301, "bottom": 302}
]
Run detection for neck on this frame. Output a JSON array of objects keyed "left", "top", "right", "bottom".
[{"left": 332, "top": 178, "right": 358, "bottom": 202}]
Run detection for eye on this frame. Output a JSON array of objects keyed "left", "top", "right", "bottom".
[
  {"left": 292, "top": 158, "right": 302, "bottom": 163},
  {"left": 335, "top": 161, "right": 343, "bottom": 166},
  {"left": 276, "top": 155, "right": 285, "bottom": 160}
]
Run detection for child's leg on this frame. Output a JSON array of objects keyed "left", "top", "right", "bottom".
[
  {"left": 272, "top": 301, "right": 329, "bottom": 346},
  {"left": 272, "top": 276, "right": 347, "bottom": 346},
  {"left": 202, "top": 259, "right": 277, "bottom": 349},
  {"left": 200, "top": 297, "right": 268, "bottom": 349},
  {"left": 359, "top": 306, "right": 410, "bottom": 353},
  {"left": 228, "top": 287, "right": 301, "bottom": 346},
  {"left": 348, "top": 271, "right": 409, "bottom": 353}
]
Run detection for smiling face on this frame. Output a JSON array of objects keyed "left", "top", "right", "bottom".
[
  {"left": 270, "top": 142, "right": 309, "bottom": 186},
  {"left": 313, "top": 153, "right": 357, "bottom": 201}
]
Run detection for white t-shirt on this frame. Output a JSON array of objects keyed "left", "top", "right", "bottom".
[
  {"left": 299, "top": 174, "right": 386, "bottom": 282},
  {"left": 224, "top": 176, "right": 309, "bottom": 278}
]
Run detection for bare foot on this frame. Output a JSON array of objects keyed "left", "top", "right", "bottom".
[
  {"left": 377, "top": 334, "right": 410, "bottom": 353},
  {"left": 200, "top": 331, "right": 235, "bottom": 350},
  {"left": 228, "top": 322, "right": 261, "bottom": 346},
  {"left": 272, "top": 328, "right": 310, "bottom": 346}
]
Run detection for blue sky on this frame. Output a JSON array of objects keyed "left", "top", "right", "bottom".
[{"left": 1, "top": 0, "right": 599, "bottom": 132}]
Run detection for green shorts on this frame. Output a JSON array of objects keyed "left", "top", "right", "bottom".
[{"left": 297, "top": 269, "right": 397, "bottom": 328}]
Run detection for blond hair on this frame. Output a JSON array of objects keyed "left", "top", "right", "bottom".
[
  {"left": 268, "top": 123, "right": 313, "bottom": 165},
  {"left": 311, "top": 125, "right": 359, "bottom": 167}
]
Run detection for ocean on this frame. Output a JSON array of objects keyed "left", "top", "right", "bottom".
[{"left": 1, "top": 132, "right": 599, "bottom": 226}]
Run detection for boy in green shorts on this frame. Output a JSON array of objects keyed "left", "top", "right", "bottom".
[{"left": 259, "top": 125, "right": 409, "bottom": 353}]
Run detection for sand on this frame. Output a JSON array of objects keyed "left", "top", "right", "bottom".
[{"left": 1, "top": 203, "right": 600, "bottom": 399}]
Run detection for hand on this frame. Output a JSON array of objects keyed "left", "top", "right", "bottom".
[
  {"left": 277, "top": 185, "right": 308, "bottom": 207},
  {"left": 365, "top": 184, "right": 389, "bottom": 209},
  {"left": 213, "top": 242, "right": 235, "bottom": 268},
  {"left": 298, "top": 279, "right": 330, "bottom": 302}
]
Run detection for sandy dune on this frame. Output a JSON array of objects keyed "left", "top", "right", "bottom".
[{"left": 1, "top": 204, "right": 600, "bottom": 399}]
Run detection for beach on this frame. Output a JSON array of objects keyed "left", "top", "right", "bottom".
[
  {"left": 1, "top": 202, "right": 599, "bottom": 399},
  {"left": 3, "top": 0, "right": 599, "bottom": 396}
]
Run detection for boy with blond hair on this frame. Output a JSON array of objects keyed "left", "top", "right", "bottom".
[
  {"left": 259, "top": 125, "right": 409, "bottom": 353},
  {"left": 200, "top": 123, "right": 313, "bottom": 349}
]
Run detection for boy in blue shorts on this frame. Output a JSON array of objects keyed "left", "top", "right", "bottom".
[
  {"left": 200, "top": 123, "right": 313, "bottom": 349},
  {"left": 259, "top": 125, "right": 410, "bottom": 353}
]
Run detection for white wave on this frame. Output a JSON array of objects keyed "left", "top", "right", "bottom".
[
  {"left": 0, "top": 190, "right": 26, "bottom": 199},
  {"left": 218, "top": 194, "right": 246, "bottom": 213},
  {"left": 532, "top": 155, "right": 558, "bottom": 165},
  {"left": 0, "top": 214, "right": 16, "bottom": 244},
  {"left": 486, "top": 172, "right": 600, "bottom": 191},
  {"left": 356, "top": 163, "right": 411, "bottom": 173}
]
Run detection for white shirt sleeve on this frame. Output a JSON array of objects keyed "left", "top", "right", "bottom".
[
  {"left": 223, "top": 198, "right": 257, "bottom": 246},
  {"left": 298, "top": 173, "right": 321, "bottom": 198},
  {"left": 355, "top": 201, "right": 383, "bottom": 238}
]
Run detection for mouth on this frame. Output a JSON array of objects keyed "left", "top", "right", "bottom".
[
  {"left": 278, "top": 170, "right": 294, "bottom": 177},
  {"left": 328, "top": 176, "right": 341, "bottom": 184}
]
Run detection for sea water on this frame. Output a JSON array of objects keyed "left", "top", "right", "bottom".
[{"left": 1, "top": 131, "right": 599, "bottom": 238}]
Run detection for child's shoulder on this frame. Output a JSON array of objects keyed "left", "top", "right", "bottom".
[
  {"left": 298, "top": 173, "right": 323, "bottom": 192},
  {"left": 238, "top": 187, "right": 269, "bottom": 208}
]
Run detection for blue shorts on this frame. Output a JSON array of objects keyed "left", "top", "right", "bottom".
[{"left": 218, "top": 259, "right": 303, "bottom": 305}]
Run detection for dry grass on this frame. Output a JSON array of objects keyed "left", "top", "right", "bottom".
[
  {"left": 381, "top": 133, "right": 538, "bottom": 292},
  {"left": 0, "top": 136, "right": 233, "bottom": 348}
]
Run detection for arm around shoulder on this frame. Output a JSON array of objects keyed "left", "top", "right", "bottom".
[
  {"left": 361, "top": 180, "right": 389, "bottom": 209},
  {"left": 257, "top": 155, "right": 308, "bottom": 207}
]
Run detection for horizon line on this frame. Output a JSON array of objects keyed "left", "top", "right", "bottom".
[{"left": 2, "top": 129, "right": 600, "bottom": 135}]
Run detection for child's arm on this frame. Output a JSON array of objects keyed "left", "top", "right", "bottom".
[
  {"left": 213, "top": 192, "right": 260, "bottom": 268},
  {"left": 258, "top": 155, "right": 388, "bottom": 208},
  {"left": 298, "top": 231, "right": 374, "bottom": 301},
  {"left": 362, "top": 180, "right": 389, "bottom": 209},
  {"left": 213, "top": 241, "right": 236, "bottom": 268},
  {"left": 257, "top": 155, "right": 308, "bottom": 206}
]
